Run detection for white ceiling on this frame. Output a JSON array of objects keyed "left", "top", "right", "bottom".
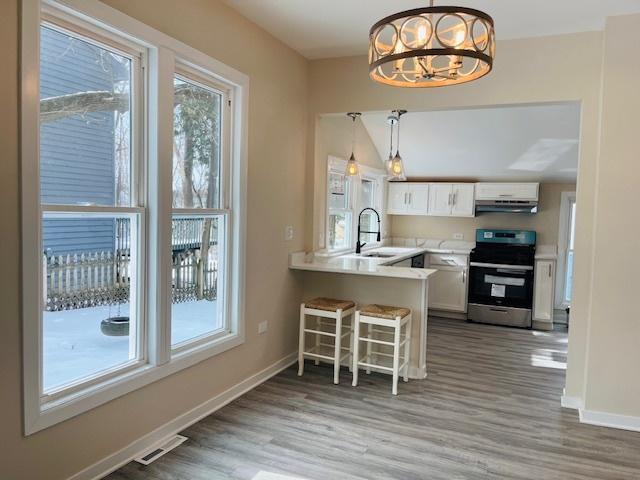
[
  {"left": 222, "top": 0, "right": 640, "bottom": 59},
  {"left": 359, "top": 103, "right": 580, "bottom": 182}
]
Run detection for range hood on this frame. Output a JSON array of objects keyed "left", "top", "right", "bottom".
[
  {"left": 475, "top": 199, "right": 538, "bottom": 214},
  {"left": 474, "top": 183, "right": 539, "bottom": 214}
]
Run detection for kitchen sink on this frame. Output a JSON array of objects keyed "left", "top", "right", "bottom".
[{"left": 360, "top": 252, "right": 397, "bottom": 258}]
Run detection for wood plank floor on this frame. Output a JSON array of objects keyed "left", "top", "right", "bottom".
[{"left": 107, "top": 318, "right": 640, "bottom": 480}]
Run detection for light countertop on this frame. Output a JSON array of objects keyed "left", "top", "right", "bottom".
[{"left": 289, "top": 247, "right": 438, "bottom": 280}]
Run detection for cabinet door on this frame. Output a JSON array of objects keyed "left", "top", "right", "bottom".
[
  {"left": 429, "top": 267, "right": 468, "bottom": 312},
  {"left": 451, "top": 184, "right": 475, "bottom": 217},
  {"left": 533, "top": 260, "right": 555, "bottom": 321},
  {"left": 406, "top": 184, "right": 430, "bottom": 215},
  {"left": 387, "top": 183, "right": 408, "bottom": 214},
  {"left": 427, "top": 184, "right": 453, "bottom": 216},
  {"left": 475, "top": 183, "right": 539, "bottom": 201}
]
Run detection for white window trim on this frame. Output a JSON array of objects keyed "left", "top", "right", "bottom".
[
  {"left": 21, "top": 0, "right": 248, "bottom": 434},
  {"left": 555, "top": 191, "right": 576, "bottom": 308},
  {"left": 325, "top": 155, "right": 386, "bottom": 255}
]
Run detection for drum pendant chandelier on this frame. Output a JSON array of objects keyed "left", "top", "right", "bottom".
[{"left": 368, "top": 1, "right": 495, "bottom": 88}]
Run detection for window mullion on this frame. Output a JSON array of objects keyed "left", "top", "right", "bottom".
[{"left": 146, "top": 46, "right": 175, "bottom": 367}]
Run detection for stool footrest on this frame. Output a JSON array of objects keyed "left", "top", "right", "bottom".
[{"left": 304, "top": 328, "right": 336, "bottom": 337}]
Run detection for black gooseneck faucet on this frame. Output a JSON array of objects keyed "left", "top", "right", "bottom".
[{"left": 355, "top": 208, "right": 381, "bottom": 254}]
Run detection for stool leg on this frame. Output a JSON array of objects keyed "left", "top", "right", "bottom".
[
  {"left": 352, "top": 311, "right": 360, "bottom": 387},
  {"left": 348, "top": 312, "right": 354, "bottom": 373},
  {"left": 334, "top": 309, "right": 343, "bottom": 384},
  {"left": 366, "top": 323, "right": 372, "bottom": 374},
  {"left": 392, "top": 317, "right": 401, "bottom": 395},
  {"left": 403, "top": 315, "right": 411, "bottom": 383},
  {"left": 298, "top": 304, "right": 305, "bottom": 376},
  {"left": 314, "top": 316, "right": 320, "bottom": 366}
]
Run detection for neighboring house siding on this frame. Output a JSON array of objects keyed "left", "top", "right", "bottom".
[{"left": 40, "top": 26, "right": 124, "bottom": 255}]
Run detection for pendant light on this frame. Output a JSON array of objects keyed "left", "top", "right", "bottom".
[
  {"left": 385, "top": 113, "right": 396, "bottom": 175},
  {"left": 368, "top": 0, "right": 495, "bottom": 88},
  {"left": 388, "top": 109, "right": 407, "bottom": 181},
  {"left": 345, "top": 112, "right": 361, "bottom": 177}
]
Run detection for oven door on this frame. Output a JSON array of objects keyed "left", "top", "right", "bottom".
[{"left": 468, "top": 263, "right": 534, "bottom": 309}]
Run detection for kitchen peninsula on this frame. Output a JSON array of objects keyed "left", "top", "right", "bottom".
[{"left": 290, "top": 247, "right": 437, "bottom": 378}]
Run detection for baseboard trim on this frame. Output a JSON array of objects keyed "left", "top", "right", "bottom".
[
  {"left": 532, "top": 320, "right": 553, "bottom": 331},
  {"left": 579, "top": 409, "right": 640, "bottom": 432},
  {"left": 561, "top": 392, "right": 583, "bottom": 410},
  {"left": 68, "top": 353, "right": 298, "bottom": 480}
]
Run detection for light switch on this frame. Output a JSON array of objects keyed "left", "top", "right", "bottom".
[
  {"left": 453, "top": 233, "right": 464, "bottom": 240},
  {"left": 258, "top": 321, "right": 268, "bottom": 334}
]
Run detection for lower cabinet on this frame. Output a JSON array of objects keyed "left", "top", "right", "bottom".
[
  {"left": 428, "top": 254, "right": 469, "bottom": 313},
  {"left": 533, "top": 259, "right": 556, "bottom": 323}
]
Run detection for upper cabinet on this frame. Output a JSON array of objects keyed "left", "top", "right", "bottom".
[
  {"left": 427, "top": 183, "right": 475, "bottom": 217},
  {"left": 387, "top": 183, "right": 430, "bottom": 215},
  {"left": 475, "top": 183, "right": 539, "bottom": 201}
]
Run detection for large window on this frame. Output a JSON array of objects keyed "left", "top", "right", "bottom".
[
  {"left": 39, "top": 23, "right": 144, "bottom": 395},
  {"left": 22, "top": 0, "right": 247, "bottom": 434},
  {"left": 171, "top": 73, "right": 228, "bottom": 348}
]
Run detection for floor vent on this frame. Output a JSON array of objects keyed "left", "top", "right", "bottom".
[{"left": 134, "top": 435, "right": 188, "bottom": 465}]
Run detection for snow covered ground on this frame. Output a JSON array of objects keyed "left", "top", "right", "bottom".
[{"left": 43, "top": 299, "right": 220, "bottom": 391}]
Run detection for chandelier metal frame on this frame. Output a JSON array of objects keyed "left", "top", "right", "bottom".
[{"left": 368, "top": 5, "right": 495, "bottom": 88}]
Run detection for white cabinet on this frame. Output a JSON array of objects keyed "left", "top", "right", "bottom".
[
  {"left": 475, "top": 183, "right": 539, "bottom": 201},
  {"left": 427, "top": 183, "right": 475, "bottom": 217},
  {"left": 406, "top": 184, "right": 430, "bottom": 215},
  {"left": 427, "top": 184, "right": 452, "bottom": 216},
  {"left": 387, "top": 183, "right": 409, "bottom": 214},
  {"left": 386, "top": 183, "right": 429, "bottom": 215},
  {"left": 533, "top": 259, "right": 555, "bottom": 323},
  {"left": 451, "top": 184, "right": 475, "bottom": 217},
  {"left": 428, "top": 254, "right": 469, "bottom": 313}
]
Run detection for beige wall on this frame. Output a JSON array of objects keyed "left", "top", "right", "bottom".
[
  {"left": 306, "top": 32, "right": 604, "bottom": 405},
  {"left": 391, "top": 183, "right": 576, "bottom": 246},
  {"left": 1, "top": 1, "right": 308, "bottom": 478},
  {"left": 582, "top": 14, "right": 640, "bottom": 416}
]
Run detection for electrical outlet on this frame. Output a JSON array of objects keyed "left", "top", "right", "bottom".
[
  {"left": 284, "top": 226, "right": 294, "bottom": 241},
  {"left": 453, "top": 233, "right": 464, "bottom": 240},
  {"left": 258, "top": 321, "right": 268, "bottom": 334}
]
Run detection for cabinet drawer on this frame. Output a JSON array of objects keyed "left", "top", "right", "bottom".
[{"left": 429, "top": 253, "right": 468, "bottom": 268}]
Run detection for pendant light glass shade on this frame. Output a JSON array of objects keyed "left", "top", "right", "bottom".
[
  {"left": 346, "top": 152, "right": 359, "bottom": 176},
  {"left": 345, "top": 112, "right": 362, "bottom": 177},
  {"left": 386, "top": 114, "right": 395, "bottom": 175},
  {"left": 388, "top": 109, "right": 407, "bottom": 181},
  {"left": 389, "top": 152, "right": 406, "bottom": 181}
]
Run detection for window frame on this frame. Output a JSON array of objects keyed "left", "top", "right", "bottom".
[
  {"left": 38, "top": 13, "right": 148, "bottom": 401},
  {"left": 326, "top": 165, "right": 354, "bottom": 253},
  {"left": 21, "top": 0, "right": 248, "bottom": 434},
  {"left": 555, "top": 191, "right": 577, "bottom": 308},
  {"left": 325, "top": 156, "right": 385, "bottom": 254},
  {"left": 170, "top": 64, "right": 233, "bottom": 353}
]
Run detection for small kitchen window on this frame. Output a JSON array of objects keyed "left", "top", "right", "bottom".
[
  {"left": 327, "top": 170, "right": 353, "bottom": 251},
  {"left": 325, "top": 156, "right": 385, "bottom": 253}
]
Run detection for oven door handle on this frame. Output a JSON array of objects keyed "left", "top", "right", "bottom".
[{"left": 469, "top": 262, "right": 534, "bottom": 271}]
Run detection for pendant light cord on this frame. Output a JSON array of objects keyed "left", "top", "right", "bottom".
[
  {"left": 388, "top": 117, "right": 394, "bottom": 158},
  {"left": 396, "top": 112, "right": 401, "bottom": 155}
]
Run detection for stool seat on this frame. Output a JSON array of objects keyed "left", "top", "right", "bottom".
[
  {"left": 360, "top": 304, "right": 410, "bottom": 319},
  {"left": 306, "top": 297, "right": 356, "bottom": 312}
]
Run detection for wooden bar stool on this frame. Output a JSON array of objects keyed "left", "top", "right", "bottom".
[
  {"left": 298, "top": 297, "right": 356, "bottom": 384},
  {"left": 352, "top": 304, "right": 412, "bottom": 395}
]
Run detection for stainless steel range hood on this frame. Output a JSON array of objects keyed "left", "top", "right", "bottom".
[{"left": 475, "top": 199, "right": 538, "bottom": 214}]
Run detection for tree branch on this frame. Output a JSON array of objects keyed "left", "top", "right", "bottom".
[{"left": 39, "top": 84, "right": 208, "bottom": 123}]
